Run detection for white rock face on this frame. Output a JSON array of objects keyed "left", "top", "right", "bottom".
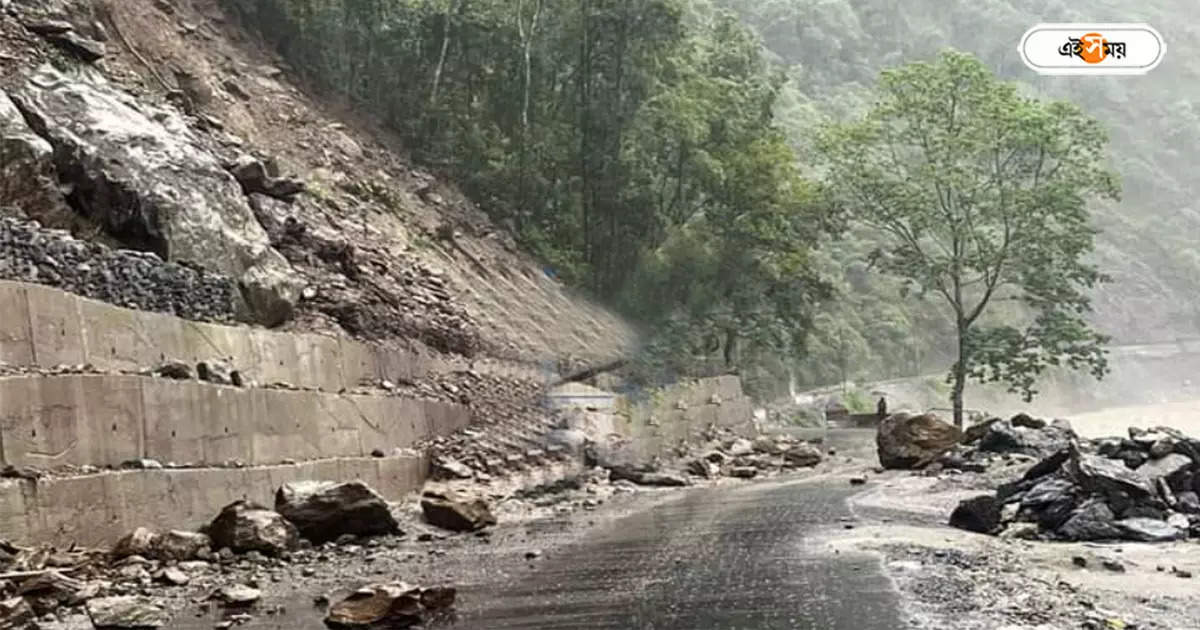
[
  {"left": 0, "top": 90, "right": 70, "bottom": 222},
  {"left": 9, "top": 65, "right": 301, "bottom": 325}
]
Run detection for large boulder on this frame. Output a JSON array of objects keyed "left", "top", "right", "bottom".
[
  {"left": 1136, "top": 453, "right": 1194, "bottom": 490},
  {"left": 876, "top": 412, "right": 961, "bottom": 469},
  {"left": 0, "top": 91, "right": 71, "bottom": 223},
  {"left": 1067, "top": 447, "right": 1157, "bottom": 500},
  {"left": 206, "top": 500, "right": 299, "bottom": 555},
  {"left": 275, "top": 480, "right": 400, "bottom": 544},
  {"left": 9, "top": 65, "right": 301, "bottom": 325},
  {"left": 608, "top": 466, "right": 690, "bottom": 487},
  {"left": 420, "top": 490, "right": 497, "bottom": 532},
  {"left": 949, "top": 495, "right": 1001, "bottom": 534}
]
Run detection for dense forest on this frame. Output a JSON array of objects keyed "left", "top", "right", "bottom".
[{"left": 219, "top": 0, "right": 1198, "bottom": 400}]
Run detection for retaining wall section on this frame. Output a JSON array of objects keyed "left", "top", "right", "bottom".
[
  {"left": 0, "top": 374, "right": 469, "bottom": 469},
  {"left": 620, "top": 375, "right": 756, "bottom": 457},
  {"left": 0, "top": 280, "right": 546, "bottom": 390},
  {"left": 0, "top": 454, "right": 425, "bottom": 548}
]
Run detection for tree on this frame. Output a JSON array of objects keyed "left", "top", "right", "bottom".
[{"left": 817, "top": 50, "right": 1119, "bottom": 427}]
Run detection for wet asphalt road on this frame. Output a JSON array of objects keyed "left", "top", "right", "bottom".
[{"left": 445, "top": 478, "right": 902, "bottom": 630}]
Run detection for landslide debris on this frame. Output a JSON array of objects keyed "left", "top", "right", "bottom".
[{"left": 950, "top": 423, "right": 1200, "bottom": 542}]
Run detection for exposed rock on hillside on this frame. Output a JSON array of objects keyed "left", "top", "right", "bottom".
[{"left": 7, "top": 64, "right": 300, "bottom": 325}]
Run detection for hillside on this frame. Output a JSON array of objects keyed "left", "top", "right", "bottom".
[
  {"left": 0, "top": 0, "right": 636, "bottom": 374},
  {"left": 721, "top": 0, "right": 1200, "bottom": 386}
]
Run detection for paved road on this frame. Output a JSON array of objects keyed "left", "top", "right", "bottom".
[{"left": 446, "top": 478, "right": 902, "bottom": 629}]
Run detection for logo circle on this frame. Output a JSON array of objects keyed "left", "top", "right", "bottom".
[{"left": 1079, "top": 33, "right": 1108, "bottom": 63}]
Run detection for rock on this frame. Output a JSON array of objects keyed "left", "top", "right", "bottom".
[
  {"left": 751, "top": 436, "right": 785, "bottom": 455},
  {"left": 196, "top": 360, "right": 240, "bottom": 386},
  {"left": 0, "top": 597, "right": 34, "bottom": 628},
  {"left": 121, "top": 458, "right": 163, "bottom": 470},
  {"left": 1166, "top": 512, "right": 1191, "bottom": 530},
  {"left": 702, "top": 450, "right": 728, "bottom": 464},
  {"left": 155, "top": 360, "right": 193, "bottom": 380},
  {"left": 998, "top": 522, "right": 1040, "bottom": 540},
  {"left": 1101, "top": 559, "right": 1125, "bottom": 573},
  {"left": 420, "top": 492, "right": 496, "bottom": 532},
  {"left": 876, "top": 412, "right": 961, "bottom": 469},
  {"left": 1114, "top": 517, "right": 1186, "bottom": 543},
  {"left": 949, "top": 495, "right": 1001, "bottom": 534},
  {"left": 725, "top": 438, "right": 753, "bottom": 457},
  {"left": 158, "top": 568, "right": 189, "bottom": 586},
  {"left": 206, "top": 500, "right": 299, "bottom": 555},
  {"left": 1010, "top": 413, "right": 1047, "bottom": 430},
  {"left": 214, "top": 584, "right": 261, "bottom": 606},
  {"left": 23, "top": 20, "right": 74, "bottom": 36},
  {"left": 1020, "top": 477, "right": 1079, "bottom": 530},
  {"left": 687, "top": 458, "right": 720, "bottom": 479},
  {"left": 324, "top": 583, "right": 455, "bottom": 628},
  {"left": 1068, "top": 447, "right": 1157, "bottom": 500},
  {"left": 275, "top": 480, "right": 400, "bottom": 544},
  {"left": 1137, "top": 453, "right": 1193, "bottom": 488},
  {"left": 1072, "top": 555, "right": 1088, "bottom": 567},
  {"left": 156, "top": 530, "right": 211, "bottom": 561},
  {"left": 430, "top": 457, "right": 474, "bottom": 481},
  {"left": 782, "top": 442, "right": 823, "bottom": 468},
  {"left": 226, "top": 154, "right": 306, "bottom": 201},
  {"left": 0, "top": 91, "right": 72, "bottom": 225},
  {"left": 1021, "top": 448, "right": 1071, "bottom": 482},
  {"left": 960, "top": 417, "right": 1000, "bottom": 445},
  {"left": 1176, "top": 491, "right": 1200, "bottom": 514},
  {"left": 10, "top": 66, "right": 301, "bottom": 326},
  {"left": 978, "top": 419, "right": 1074, "bottom": 458},
  {"left": 46, "top": 31, "right": 106, "bottom": 62},
  {"left": 16, "top": 571, "right": 83, "bottom": 610},
  {"left": 1149, "top": 438, "right": 1176, "bottom": 459},
  {"left": 112, "top": 527, "right": 159, "bottom": 560},
  {"left": 1057, "top": 499, "right": 1122, "bottom": 541},
  {"left": 608, "top": 467, "right": 690, "bottom": 487},
  {"left": 728, "top": 466, "right": 758, "bottom": 479},
  {"left": 849, "top": 475, "right": 868, "bottom": 486},
  {"left": 86, "top": 596, "right": 169, "bottom": 629}
]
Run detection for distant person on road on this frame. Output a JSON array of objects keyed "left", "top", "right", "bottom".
[{"left": 877, "top": 396, "right": 888, "bottom": 419}]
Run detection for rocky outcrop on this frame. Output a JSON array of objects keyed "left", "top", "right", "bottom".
[
  {"left": 205, "top": 501, "right": 299, "bottom": 555},
  {"left": 0, "top": 92, "right": 71, "bottom": 223},
  {"left": 275, "top": 480, "right": 400, "bottom": 544},
  {"left": 7, "top": 65, "right": 301, "bottom": 325},
  {"left": 876, "top": 412, "right": 961, "bottom": 469}
]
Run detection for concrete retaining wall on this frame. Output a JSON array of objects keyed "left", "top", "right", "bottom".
[
  {"left": 0, "top": 374, "right": 470, "bottom": 469},
  {"left": 618, "top": 375, "right": 755, "bottom": 457},
  {"left": 0, "top": 455, "right": 425, "bottom": 548},
  {"left": 0, "top": 280, "right": 547, "bottom": 390}
]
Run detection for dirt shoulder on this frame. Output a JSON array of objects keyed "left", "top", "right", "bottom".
[{"left": 832, "top": 472, "right": 1200, "bottom": 630}]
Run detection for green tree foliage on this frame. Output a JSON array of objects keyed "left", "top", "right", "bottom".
[
  {"left": 819, "top": 51, "right": 1117, "bottom": 426},
  {"left": 220, "top": 0, "right": 836, "bottom": 389},
  {"left": 722, "top": 0, "right": 1200, "bottom": 392}
]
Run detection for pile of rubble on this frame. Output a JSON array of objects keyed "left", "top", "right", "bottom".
[
  {"left": 951, "top": 425, "right": 1200, "bottom": 542},
  {"left": 0, "top": 216, "right": 239, "bottom": 322},
  {"left": 589, "top": 425, "right": 826, "bottom": 488},
  {"left": 0, "top": 478, "right": 474, "bottom": 629}
]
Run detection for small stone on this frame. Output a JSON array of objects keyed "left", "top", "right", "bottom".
[
  {"left": 213, "top": 584, "right": 261, "bottom": 606},
  {"left": 1172, "top": 567, "right": 1193, "bottom": 578},
  {"left": 524, "top": 550, "right": 541, "bottom": 560},
  {"left": 1072, "top": 556, "right": 1088, "bottom": 568},
  {"left": 158, "top": 567, "right": 189, "bottom": 586},
  {"left": 1101, "top": 559, "right": 1125, "bottom": 573}
]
